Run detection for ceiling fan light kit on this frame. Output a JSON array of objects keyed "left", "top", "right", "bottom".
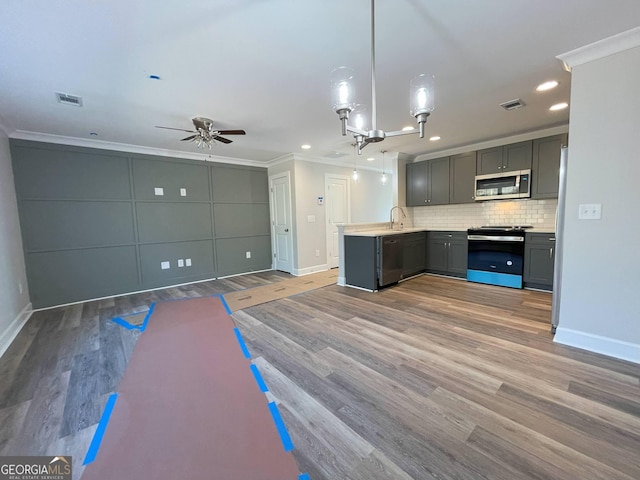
[{"left": 331, "top": 0, "right": 435, "bottom": 154}]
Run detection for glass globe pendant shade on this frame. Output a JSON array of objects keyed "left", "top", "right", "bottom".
[
  {"left": 410, "top": 74, "right": 435, "bottom": 116},
  {"left": 349, "top": 104, "right": 368, "bottom": 132},
  {"left": 331, "top": 67, "right": 356, "bottom": 113},
  {"left": 410, "top": 74, "right": 435, "bottom": 138},
  {"left": 332, "top": 67, "right": 356, "bottom": 136}
]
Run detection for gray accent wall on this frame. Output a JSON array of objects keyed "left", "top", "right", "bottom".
[{"left": 11, "top": 140, "right": 271, "bottom": 308}]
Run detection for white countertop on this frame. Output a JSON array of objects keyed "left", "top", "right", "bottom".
[{"left": 345, "top": 226, "right": 555, "bottom": 236}]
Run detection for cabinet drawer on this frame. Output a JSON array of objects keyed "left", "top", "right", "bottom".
[{"left": 526, "top": 233, "right": 556, "bottom": 244}]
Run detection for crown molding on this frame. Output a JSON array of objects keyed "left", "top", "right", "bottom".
[
  {"left": 557, "top": 27, "right": 640, "bottom": 71},
  {"left": 414, "top": 124, "right": 569, "bottom": 162},
  {"left": 9, "top": 130, "right": 266, "bottom": 167}
]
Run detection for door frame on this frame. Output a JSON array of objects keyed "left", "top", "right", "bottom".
[
  {"left": 269, "top": 171, "right": 294, "bottom": 273},
  {"left": 324, "top": 173, "right": 351, "bottom": 269}
]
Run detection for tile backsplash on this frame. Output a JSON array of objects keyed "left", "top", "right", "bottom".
[{"left": 410, "top": 198, "right": 558, "bottom": 230}]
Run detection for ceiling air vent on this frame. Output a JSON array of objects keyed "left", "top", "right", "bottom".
[
  {"left": 56, "top": 92, "right": 83, "bottom": 107},
  {"left": 500, "top": 98, "right": 525, "bottom": 111}
]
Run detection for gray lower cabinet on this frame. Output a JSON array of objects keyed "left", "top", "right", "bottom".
[
  {"left": 344, "top": 236, "right": 378, "bottom": 290},
  {"left": 523, "top": 233, "right": 556, "bottom": 290},
  {"left": 426, "top": 231, "right": 468, "bottom": 278},
  {"left": 406, "top": 157, "right": 450, "bottom": 206},
  {"left": 402, "top": 232, "right": 426, "bottom": 278},
  {"left": 477, "top": 141, "right": 532, "bottom": 175},
  {"left": 345, "top": 232, "right": 426, "bottom": 290},
  {"left": 532, "top": 134, "right": 567, "bottom": 199}
]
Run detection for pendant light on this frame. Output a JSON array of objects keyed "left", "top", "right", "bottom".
[
  {"left": 380, "top": 150, "right": 387, "bottom": 184},
  {"left": 331, "top": 0, "right": 435, "bottom": 154}
]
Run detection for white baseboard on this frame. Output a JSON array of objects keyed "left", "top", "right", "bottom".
[
  {"left": 338, "top": 276, "right": 346, "bottom": 286},
  {"left": 554, "top": 327, "right": 640, "bottom": 364},
  {"left": 292, "top": 264, "right": 330, "bottom": 276},
  {"left": 0, "top": 302, "right": 33, "bottom": 359}
]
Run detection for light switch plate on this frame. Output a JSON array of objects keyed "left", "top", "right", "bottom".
[
  {"left": 154, "top": 187, "right": 164, "bottom": 196},
  {"left": 185, "top": 258, "right": 192, "bottom": 267},
  {"left": 246, "top": 251, "right": 251, "bottom": 259},
  {"left": 161, "top": 261, "right": 170, "bottom": 270},
  {"left": 307, "top": 215, "right": 316, "bottom": 223},
  {"left": 578, "top": 203, "right": 602, "bottom": 220},
  {"left": 177, "top": 259, "right": 184, "bottom": 267}
]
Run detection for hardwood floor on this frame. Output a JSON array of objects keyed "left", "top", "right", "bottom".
[{"left": 1, "top": 272, "right": 638, "bottom": 479}]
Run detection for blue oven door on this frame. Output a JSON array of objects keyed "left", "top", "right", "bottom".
[{"left": 467, "top": 235, "right": 524, "bottom": 288}]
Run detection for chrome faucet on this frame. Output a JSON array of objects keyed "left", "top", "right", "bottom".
[{"left": 389, "top": 206, "right": 406, "bottom": 230}]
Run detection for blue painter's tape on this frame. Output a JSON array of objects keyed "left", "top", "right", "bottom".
[
  {"left": 233, "top": 327, "right": 251, "bottom": 359},
  {"left": 139, "top": 303, "right": 155, "bottom": 331},
  {"left": 268, "top": 401, "right": 294, "bottom": 452},
  {"left": 250, "top": 364, "right": 269, "bottom": 392},
  {"left": 110, "top": 303, "right": 155, "bottom": 332},
  {"left": 111, "top": 316, "right": 138, "bottom": 330},
  {"left": 467, "top": 269, "right": 522, "bottom": 289},
  {"left": 83, "top": 393, "right": 118, "bottom": 465},
  {"left": 298, "top": 474, "right": 310, "bottom": 480},
  {"left": 217, "top": 294, "right": 232, "bottom": 315}
]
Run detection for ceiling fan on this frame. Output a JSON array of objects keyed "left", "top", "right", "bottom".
[{"left": 155, "top": 117, "right": 246, "bottom": 149}]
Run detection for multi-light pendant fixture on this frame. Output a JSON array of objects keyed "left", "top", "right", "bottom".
[{"left": 331, "top": 0, "right": 435, "bottom": 154}]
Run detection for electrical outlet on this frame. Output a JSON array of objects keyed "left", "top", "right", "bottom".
[
  {"left": 315, "top": 249, "right": 320, "bottom": 257},
  {"left": 177, "top": 259, "right": 184, "bottom": 267},
  {"left": 185, "top": 258, "right": 192, "bottom": 266},
  {"left": 180, "top": 188, "right": 187, "bottom": 197},
  {"left": 578, "top": 203, "right": 602, "bottom": 220},
  {"left": 154, "top": 187, "right": 164, "bottom": 196},
  {"left": 161, "top": 261, "right": 170, "bottom": 270},
  {"left": 246, "top": 251, "right": 251, "bottom": 259}
]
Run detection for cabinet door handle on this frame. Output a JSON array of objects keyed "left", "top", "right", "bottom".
[
  {"left": 549, "top": 237, "right": 556, "bottom": 241},
  {"left": 550, "top": 247, "right": 553, "bottom": 258}
]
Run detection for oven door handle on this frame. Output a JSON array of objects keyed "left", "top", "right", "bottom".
[{"left": 467, "top": 235, "right": 525, "bottom": 242}]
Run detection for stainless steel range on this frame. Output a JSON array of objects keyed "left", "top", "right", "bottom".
[{"left": 466, "top": 226, "right": 532, "bottom": 288}]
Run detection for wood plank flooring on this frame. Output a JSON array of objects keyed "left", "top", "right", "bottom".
[
  {"left": 0, "top": 272, "right": 638, "bottom": 480},
  {"left": 235, "top": 275, "right": 640, "bottom": 480}
]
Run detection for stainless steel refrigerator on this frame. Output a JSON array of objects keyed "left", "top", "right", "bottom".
[{"left": 551, "top": 146, "right": 568, "bottom": 333}]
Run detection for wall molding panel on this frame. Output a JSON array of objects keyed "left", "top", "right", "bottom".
[{"left": 10, "top": 139, "right": 272, "bottom": 308}]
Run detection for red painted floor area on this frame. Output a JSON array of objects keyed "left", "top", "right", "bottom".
[{"left": 82, "top": 296, "right": 300, "bottom": 480}]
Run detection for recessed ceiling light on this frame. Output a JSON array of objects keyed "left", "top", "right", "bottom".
[
  {"left": 301, "top": 144, "right": 311, "bottom": 149},
  {"left": 549, "top": 102, "right": 569, "bottom": 111},
  {"left": 367, "top": 157, "right": 374, "bottom": 161},
  {"left": 536, "top": 80, "right": 559, "bottom": 92},
  {"left": 402, "top": 126, "right": 415, "bottom": 131},
  {"left": 429, "top": 136, "right": 441, "bottom": 141}
]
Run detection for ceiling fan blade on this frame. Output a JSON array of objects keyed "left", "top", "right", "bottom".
[
  {"left": 180, "top": 135, "right": 198, "bottom": 141},
  {"left": 155, "top": 126, "right": 197, "bottom": 133},
  {"left": 213, "top": 136, "right": 233, "bottom": 144},
  {"left": 216, "top": 129, "right": 246, "bottom": 135}
]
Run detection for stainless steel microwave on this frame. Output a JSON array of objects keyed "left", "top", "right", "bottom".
[{"left": 474, "top": 169, "right": 531, "bottom": 201}]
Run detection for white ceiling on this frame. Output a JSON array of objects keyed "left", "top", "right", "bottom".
[{"left": 1, "top": 0, "right": 639, "bottom": 166}]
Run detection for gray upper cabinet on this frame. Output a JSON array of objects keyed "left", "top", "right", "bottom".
[
  {"left": 133, "top": 158, "right": 210, "bottom": 201},
  {"left": 532, "top": 134, "right": 567, "bottom": 199},
  {"left": 406, "top": 157, "right": 450, "bottom": 206},
  {"left": 477, "top": 141, "right": 532, "bottom": 175},
  {"left": 449, "top": 151, "right": 476, "bottom": 204},
  {"left": 212, "top": 166, "right": 269, "bottom": 203}
]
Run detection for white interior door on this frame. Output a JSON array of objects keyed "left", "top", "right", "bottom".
[
  {"left": 270, "top": 172, "right": 293, "bottom": 273},
  {"left": 325, "top": 174, "right": 350, "bottom": 268}
]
